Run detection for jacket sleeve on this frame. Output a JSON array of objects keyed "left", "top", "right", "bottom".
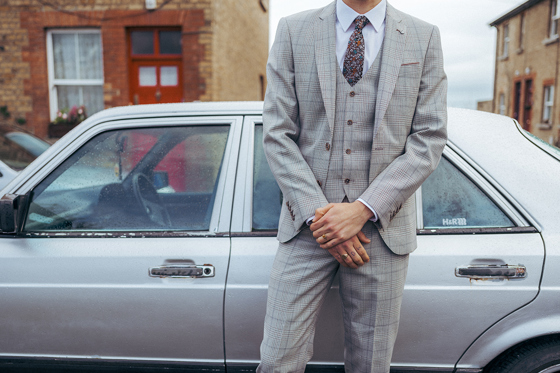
[
  {"left": 263, "top": 17, "right": 329, "bottom": 231},
  {"left": 359, "top": 25, "right": 448, "bottom": 230}
]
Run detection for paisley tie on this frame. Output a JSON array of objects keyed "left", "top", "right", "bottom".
[{"left": 343, "top": 15, "right": 370, "bottom": 87}]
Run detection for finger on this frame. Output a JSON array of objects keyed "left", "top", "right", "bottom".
[
  {"left": 354, "top": 244, "right": 369, "bottom": 263},
  {"left": 312, "top": 203, "right": 335, "bottom": 223},
  {"left": 339, "top": 250, "right": 359, "bottom": 269},
  {"left": 351, "top": 236, "right": 370, "bottom": 263},
  {"left": 346, "top": 248, "right": 364, "bottom": 266},
  {"left": 329, "top": 249, "right": 349, "bottom": 268},
  {"left": 334, "top": 243, "right": 361, "bottom": 268},
  {"left": 357, "top": 230, "right": 371, "bottom": 244},
  {"left": 312, "top": 228, "right": 327, "bottom": 239},
  {"left": 320, "top": 235, "right": 346, "bottom": 250},
  {"left": 309, "top": 218, "right": 326, "bottom": 232}
]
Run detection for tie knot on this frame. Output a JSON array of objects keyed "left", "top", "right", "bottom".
[{"left": 354, "top": 16, "right": 369, "bottom": 31}]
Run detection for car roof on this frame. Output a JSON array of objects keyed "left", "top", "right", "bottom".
[{"left": 86, "top": 101, "right": 264, "bottom": 123}]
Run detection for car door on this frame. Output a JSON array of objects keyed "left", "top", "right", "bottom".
[
  {"left": 0, "top": 116, "right": 242, "bottom": 371},
  {"left": 226, "top": 117, "right": 346, "bottom": 371},
  {"left": 226, "top": 119, "right": 544, "bottom": 372},
  {"left": 391, "top": 145, "right": 544, "bottom": 371}
]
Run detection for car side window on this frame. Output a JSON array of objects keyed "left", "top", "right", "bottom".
[
  {"left": 24, "top": 125, "right": 229, "bottom": 231},
  {"left": 421, "top": 157, "right": 514, "bottom": 229},
  {"left": 252, "top": 124, "right": 282, "bottom": 230}
]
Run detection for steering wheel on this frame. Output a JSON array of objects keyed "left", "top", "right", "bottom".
[{"left": 131, "top": 173, "right": 172, "bottom": 228}]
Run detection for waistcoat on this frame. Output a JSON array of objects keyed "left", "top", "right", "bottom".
[{"left": 324, "top": 52, "right": 382, "bottom": 203}]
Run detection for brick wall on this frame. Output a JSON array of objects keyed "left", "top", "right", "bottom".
[
  {"left": 211, "top": 0, "right": 268, "bottom": 101},
  {"left": 0, "top": 0, "right": 268, "bottom": 139},
  {"left": 493, "top": 0, "right": 560, "bottom": 146}
]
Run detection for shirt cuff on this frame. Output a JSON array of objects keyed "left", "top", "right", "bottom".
[
  {"left": 357, "top": 198, "right": 378, "bottom": 222},
  {"left": 306, "top": 215, "right": 315, "bottom": 225}
]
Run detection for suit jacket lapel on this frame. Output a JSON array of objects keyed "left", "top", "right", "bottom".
[
  {"left": 315, "top": 2, "right": 337, "bottom": 137},
  {"left": 374, "top": 4, "right": 406, "bottom": 139}
]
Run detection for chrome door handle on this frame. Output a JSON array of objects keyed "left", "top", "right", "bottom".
[
  {"left": 455, "top": 264, "right": 527, "bottom": 279},
  {"left": 149, "top": 264, "right": 215, "bottom": 278}
]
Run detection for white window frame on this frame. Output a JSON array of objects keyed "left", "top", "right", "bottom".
[
  {"left": 551, "top": 0, "right": 560, "bottom": 38},
  {"left": 519, "top": 13, "right": 525, "bottom": 51},
  {"left": 46, "top": 29, "right": 104, "bottom": 122},
  {"left": 499, "top": 93, "right": 506, "bottom": 116},
  {"left": 543, "top": 85, "right": 554, "bottom": 123},
  {"left": 502, "top": 24, "right": 510, "bottom": 58}
]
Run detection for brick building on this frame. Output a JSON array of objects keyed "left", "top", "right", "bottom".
[
  {"left": 0, "top": 0, "right": 269, "bottom": 139},
  {"left": 490, "top": 0, "right": 560, "bottom": 146}
]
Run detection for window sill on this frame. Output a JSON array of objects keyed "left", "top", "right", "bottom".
[
  {"left": 498, "top": 55, "right": 509, "bottom": 61},
  {"left": 538, "top": 122, "right": 553, "bottom": 130},
  {"left": 516, "top": 48, "right": 524, "bottom": 54},
  {"left": 543, "top": 35, "right": 559, "bottom": 45}
]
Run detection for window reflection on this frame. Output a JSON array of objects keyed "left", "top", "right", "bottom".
[
  {"left": 422, "top": 157, "right": 514, "bottom": 229},
  {"left": 25, "top": 125, "right": 229, "bottom": 231}
]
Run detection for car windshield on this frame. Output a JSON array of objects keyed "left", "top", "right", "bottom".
[{"left": 0, "top": 129, "right": 50, "bottom": 171}]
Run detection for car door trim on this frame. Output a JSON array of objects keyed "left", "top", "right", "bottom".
[
  {"left": 444, "top": 141, "right": 540, "bottom": 231},
  {"left": 11, "top": 116, "right": 243, "bottom": 236},
  {"left": 416, "top": 142, "right": 538, "bottom": 234}
]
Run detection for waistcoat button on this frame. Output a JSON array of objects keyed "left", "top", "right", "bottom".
[
  {"left": 347, "top": 120, "right": 353, "bottom": 126},
  {"left": 349, "top": 91, "right": 355, "bottom": 97},
  {"left": 325, "top": 142, "right": 331, "bottom": 151},
  {"left": 346, "top": 149, "right": 351, "bottom": 155},
  {"left": 317, "top": 180, "right": 322, "bottom": 187},
  {"left": 344, "top": 178, "right": 350, "bottom": 184}
]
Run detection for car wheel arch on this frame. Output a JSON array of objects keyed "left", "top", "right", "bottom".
[
  {"left": 482, "top": 334, "right": 560, "bottom": 373},
  {"left": 456, "top": 312, "right": 560, "bottom": 370}
]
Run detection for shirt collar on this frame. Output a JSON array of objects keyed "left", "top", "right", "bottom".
[{"left": 336, "top": 0, "right": 387, "bottom": 33}]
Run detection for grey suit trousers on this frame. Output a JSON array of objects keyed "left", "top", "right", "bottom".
[{"left": 258, "top": 222, "right": 409, "bottom": 373}]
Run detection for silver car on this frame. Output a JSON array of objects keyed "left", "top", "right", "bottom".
[{"left": 0, "top": 102, "right": 558, "bottom": 373}]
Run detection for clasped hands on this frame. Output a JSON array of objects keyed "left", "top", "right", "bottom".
[{"left": 310, "top": 201, "right": 373, "bottom": 269}]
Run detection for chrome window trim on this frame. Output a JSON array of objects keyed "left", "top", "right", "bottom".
[
  {"left": 231, "top": 116, "right": 261, "bottom": 233},
  {"left": 15, "top": 116, "right": 244, "bottom": 235},
  {"left": 415, "top": 186, "right": 423, "bottom": 230},
  {"left": 513, "top": 119, "right": 560, "bottom": 162},
  {"left": 436, "top": 143, "right": 539, "bottom": 230}
]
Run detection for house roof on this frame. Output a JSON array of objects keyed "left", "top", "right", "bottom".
[{"left": 490, "top": 0, "right": 545, "bottom": 26}]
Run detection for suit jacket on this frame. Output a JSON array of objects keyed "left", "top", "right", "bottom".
[{"left": 263, "top": 1, "right": 447, "bottom": 255}]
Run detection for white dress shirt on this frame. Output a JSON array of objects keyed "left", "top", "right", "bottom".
[{"left": 335, "top": 0, "right": 386, "bottom": 74}]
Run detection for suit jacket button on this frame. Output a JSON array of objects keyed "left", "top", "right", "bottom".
[
  {"left": 317, "top": 180, "right": 322, "bottom": 187},
  {"left": 344, "top": 178, "right": 350, "bottom": 184},
  {"left": 347, "top": 120, "right": 353, "bottom": 126},
  {"left": 349, "top": 91, "right": 356, "bottom": 97},
  {"left": 325, "top": 142, "right": 331, "bottom": 151},
  {"left": 345, "top": 149, "right": 351, "bottom": 155}
]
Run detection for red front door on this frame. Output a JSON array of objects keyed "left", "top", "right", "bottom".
[{"left": 128, "top": 28, "right": 183, "bottom": 105}]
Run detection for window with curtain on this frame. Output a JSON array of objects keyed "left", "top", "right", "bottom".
[
  {"left": 47, "top": 30, "right": 104, "bottom": 121},
  {"left": 543, "top": 85, "right": 554, "bottom": 123},
  {"left": 551, "top": 0, "right": 560, "bottom": 38},
  {"left": 502, "top": 24, "right": 509, "bottom": 57}
]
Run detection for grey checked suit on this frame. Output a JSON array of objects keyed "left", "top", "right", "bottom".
[{"left": 259, "top": 2, "right": 447, "bottom": 372}]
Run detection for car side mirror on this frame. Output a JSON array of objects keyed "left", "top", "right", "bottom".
[{"left": 0, "top": 194, "right": 25, "bottom": 234}]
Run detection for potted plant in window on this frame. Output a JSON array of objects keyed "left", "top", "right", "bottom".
[{"left": 48, "top": 105, "right": 87, "bottom": 138}]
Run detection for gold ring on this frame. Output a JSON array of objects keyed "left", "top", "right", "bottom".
[
  {"left": 322, "top": 234, "right": 327, "bottom": 240},
  {"left": 341, "top": 253, "right": 349, "bottom": 260}
]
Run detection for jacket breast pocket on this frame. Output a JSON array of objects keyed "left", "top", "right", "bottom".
[{"left": 398, "top": 61, "right": 421, "bottom": 81}]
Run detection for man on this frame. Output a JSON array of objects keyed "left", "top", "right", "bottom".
[{"left": 258, "top": 0, "right": 447, "bottom": 371}]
